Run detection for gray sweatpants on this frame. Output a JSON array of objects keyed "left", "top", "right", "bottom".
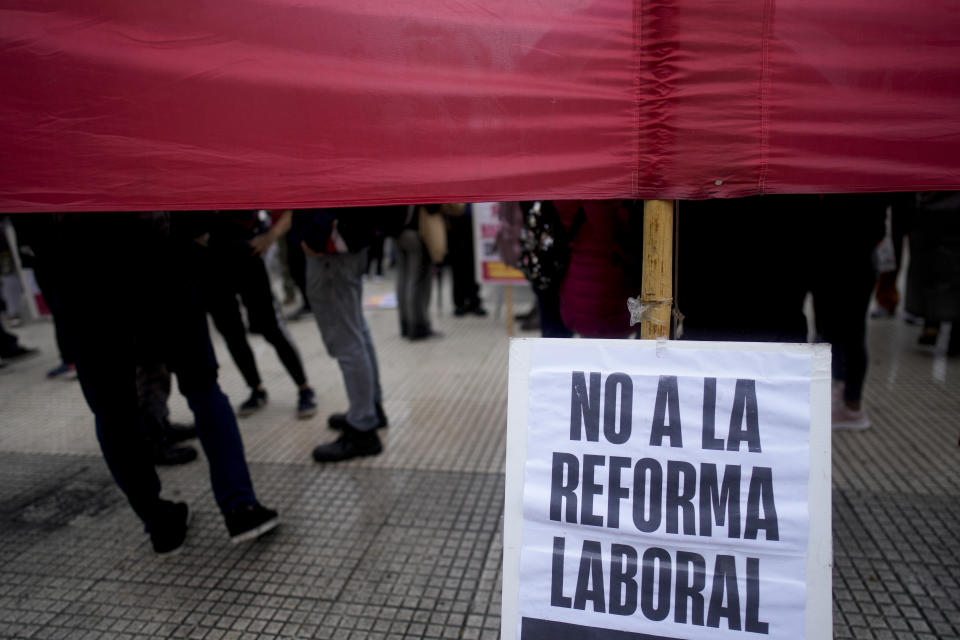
[{"left": 305, "top": 249, "right": 383, "bottom": 430}]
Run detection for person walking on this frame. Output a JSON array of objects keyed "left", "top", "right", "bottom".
[
  {"left": 51, "top": 212, "right": 279, "bottom": 555},
  {"left": 294, "top": 208, "right": 392, "bottom": 462},
  {"left": 188, "top": 210, "right": 317, "bottom": 419}
]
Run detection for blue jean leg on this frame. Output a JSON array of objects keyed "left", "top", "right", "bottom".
[{"left": 306, "top": 250, "right": 382, "bottom": 430}]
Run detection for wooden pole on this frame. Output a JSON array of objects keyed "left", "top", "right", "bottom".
[{"left": 640, "top": 199, "right": 674, "bottom": 339}]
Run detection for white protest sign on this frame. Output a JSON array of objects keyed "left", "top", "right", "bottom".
[{"left": 503, "top": 339, "right": 831, "bottom": 640}]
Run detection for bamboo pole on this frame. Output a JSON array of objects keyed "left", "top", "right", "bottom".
[{"left": 639, "top": 200, "right": 674, "bottom": 339}]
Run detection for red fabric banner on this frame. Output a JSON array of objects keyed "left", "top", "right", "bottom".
[{"left": 1, "top": 0, "right": 958, "bottom": 212}]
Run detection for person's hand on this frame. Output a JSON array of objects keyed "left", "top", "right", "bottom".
[
  {"left": 249, "top": 230, "right": 277, "bottom": 256},
  {"left": 301, "top": 240, "right": 324, "bottom": 258}
]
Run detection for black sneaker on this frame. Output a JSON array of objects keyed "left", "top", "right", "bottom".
[
  {"left": 150, "top": 501, "right": 191, "bottom": 556},
  {"left": 238, "top": 389, "right": 268, "bottom": 416},
  {"left": 408, "top": 329, "right": 443, "bottom": 341},
  {"left": 312, "top": 425, "right": 383, "bottom": 463},
  {"left": 327, "top": 403, "right": 388, "bottom": 431},
  {"left": 0, "top": 345, "right": 39, "bottom": 361},
  {"left": 225, "top": 503, "right": 279, "bottom": 544},
  {"left": 455, "top": 300, "right": 487, "bottom": 317},
  {"left": 153, "top": 443, "right": 198, "bottom": 466},
  {"left": 297, "top": 387, "right": 317, "bottom": 420},
  {"left": 46, "top": 362, "right": 76, "bottom": 378},
  {"left": 164, "top": 422, "right": 198, "bottom": 443}
]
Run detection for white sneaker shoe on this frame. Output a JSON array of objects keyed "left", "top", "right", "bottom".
[{"left": 832, "top": 404, "right": 870, "bottom": 431}]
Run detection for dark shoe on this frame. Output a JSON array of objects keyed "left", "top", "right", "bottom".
[
  {"left": 46, "top": 362, "right": 76, "bottom": 378},
  {"left": 312, "top": 426, "right": 383, "bottom": 462},
  {"left": 1, "top": 345, "right": 38, "bottom": 361},
  {"left": 514, "top": 307, "right": 537, "bottom": 322},
  {"left": 328, "top": 403, "right": 388, "bottom": 431},
  {"left": 297, "top": 387, "right": 317, "bottom": 420},
  {"left": 455, "top": 300, "right": 487, "bottom": 317},
  {"left": 225, "top": 503, "right": 279, "bottom": 544},
  {"left": 238, "top": 388, "right": 268, "bottom": 416},
  {"left": 153, "top": 443, "right": 198, "bottom": 466},
  {"left": 150, "top": 501, "right": 190, "bottom": 556},
  {"left": 408, "top": 329, "right": 443, "bottom": 341},
  {"left": 164, "top": 422, "right": 198, "bottom": 443}
]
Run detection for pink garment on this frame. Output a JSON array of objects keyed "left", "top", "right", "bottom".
[{"left": 554, "top": 200, "right": 641, "bottom": 339}]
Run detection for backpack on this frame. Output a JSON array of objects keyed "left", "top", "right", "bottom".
[{"left": 518, "top": 201, "right": 584, "bottom": 291}]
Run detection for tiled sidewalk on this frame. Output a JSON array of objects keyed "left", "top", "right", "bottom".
[{"left": 1, "top": 279, "right": 958, "bottom": 639}]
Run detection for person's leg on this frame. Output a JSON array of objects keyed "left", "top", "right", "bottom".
[
  {"left": 370, "top": 234, "right": 385, "bottom": 277},
  {"left": 57, "top": 239, "right": 164, "bottom": 527},
  {"left": 165, "top": 272, "right": 278, "bottom": 542},
  {"left": 0, "top": 321, "right": 18, "bottom": 355},
  {"left": 449, "top": 214, "right": 481, "bottom": 312},
  {"left": 45, "top": 214, "right": 193, "bottom": 554},
  {"left": 306, "top": 251, "right": 379, "bottom": 429},
  {"left": 207, "top": 291, "right": 263, "bottom": 391},
  {"left": 307, "top": 250, "right": 384, "bottom": 462},
  {"left": 52, "top": 313, "right": 75, "bottom": 367},
  {"left": 395, "top": 230, "right": 418, "bottom": 337},
  {"left": 135, "top": 361, "right": 197, "bottom": 465},
  {"left": 136, "top": 362, "right": 172, "bottom": 427},
  {"left": 285, "top": 235, "right": 311, "bottom": 312},
  {"left": 33, "top": 258, "right": 75, "bottom": 368},
  {"left": 82, "top": 356, "right": 163, "bottom": 526},
  {"left": 838, "top": 268, "right": 875, "bottom": 407},
  {"left": 536, "top": 287, "right": 573, "bottom": 338},
  {"left": 237, "top": 256, "right": 309, "bottom": 388},
  {"left": 410, "top": 238, "right": 434, "bottom": 337},
  {"left": 361, "top": 316, "right": 383, "bottom": 405},
  {"left": 166, "top": 273, "right": 257, "bottom": 514},
  {"left": 275, "top": 238, "right": 297, "bottom": 305}
]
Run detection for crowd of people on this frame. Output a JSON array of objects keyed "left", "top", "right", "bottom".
[{"left": 0, "top": 192, "right": 957, "bottom": 554}]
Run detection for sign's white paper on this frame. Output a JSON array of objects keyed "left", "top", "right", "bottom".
[{"left": 504, "top": 339, "right": 831, "bottom": 640}]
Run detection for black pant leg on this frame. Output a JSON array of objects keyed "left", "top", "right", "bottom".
[
  {"left": 237, "top": 256, "right": 307, "bottom": 387},
  {"left": 285, "top": 235, "right": 310, "bottom": 310},
  {"left": 448, "top": 214, "right": 479, "bottom": 308}
]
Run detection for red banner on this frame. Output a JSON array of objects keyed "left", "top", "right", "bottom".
[{"left": 1, "top": 0, "right": 958, "bottom": 212}]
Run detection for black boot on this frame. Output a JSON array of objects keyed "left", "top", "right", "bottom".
[
  {"left": 152, "top": 442, "right": 198, "bottom": 466},
  {"left": 312, "top": 425, "right": 383, "bottom": 463},
  {"left": 163, "top": 421, "right": 198, "bottom": 443}
]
